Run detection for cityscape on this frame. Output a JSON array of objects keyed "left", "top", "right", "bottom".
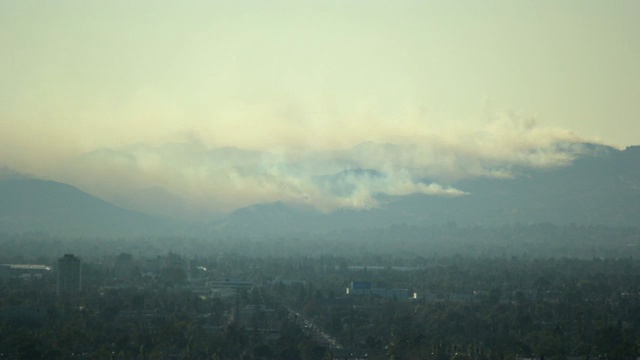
[
  {"left": 2, "top": 1, "right": 640, "bottom": 359},
  {"left": 2, "top": 227, "right": 640, "bottom": 359}
]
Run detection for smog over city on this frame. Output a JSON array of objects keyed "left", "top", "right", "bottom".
[{"left": 1, "top": 2, "right": 640, "bottom": 359}]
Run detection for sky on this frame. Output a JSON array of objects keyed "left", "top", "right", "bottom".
[{"left": 1, "top": 1, "right": 639, "bottom": 218}]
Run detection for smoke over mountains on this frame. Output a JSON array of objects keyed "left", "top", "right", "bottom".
[
  {"left": 26, "top": 116, "right": 594, "bottom": 219},
  {"left": 1, "top": 142, "right": 638, "bottom": 237}
]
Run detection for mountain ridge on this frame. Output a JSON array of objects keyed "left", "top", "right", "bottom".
[
  {"left": 0, "top": 143, "right": 638, "bottom": 237},
  {"left": 0, "top": 178, "right": 183, "bottom": 237},
  {"left": 223, "top": 144, "right": 640, "bottom": 234}
]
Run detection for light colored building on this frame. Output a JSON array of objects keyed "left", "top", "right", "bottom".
[
  {"left": 0, "top": 264, "right": 51, "bottom": 279},
  {"left": 346, "top": 281, "right": 415, "bottom": 301}
]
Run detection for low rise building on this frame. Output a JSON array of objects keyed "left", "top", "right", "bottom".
[{"left": 346, "top": 281, "right": 415, "bottom": 301}]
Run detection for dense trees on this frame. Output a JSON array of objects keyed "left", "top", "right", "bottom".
[
  {"left": 2, "top": 224, "right": 640, "bottom": 359},
  {"left": 2, "top": 224, "right": 640, "bottom": 262},
  {"left": 263, "top": 255, "right": 640, "bottom": 360}
]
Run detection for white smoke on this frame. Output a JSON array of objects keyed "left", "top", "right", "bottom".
[{"left": 49, "top": 111, "right": 596, "bottom": 217}]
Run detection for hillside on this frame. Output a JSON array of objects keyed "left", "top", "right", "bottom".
[
  {"left": 0, "top": 144, "right": 638, "bottom": 237},
  {"left": 0, "top": 179, "right": 181, "bottom": 237},
  {"left": 223, "top": 144, "right": 640, "bottom": 234}
]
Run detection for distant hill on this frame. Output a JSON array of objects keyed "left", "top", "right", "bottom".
[
  {"left": 0, "top": 167, "right": 29, "bottom": 181},
  {"left": 1, "top": 144, "right": 638, "bottom": 237},
  {"left": 223, "top": 144, "right": 640, "bottom": 235},
  {"left": 0, "top": 178, "right": 183, "bottom": 237}
]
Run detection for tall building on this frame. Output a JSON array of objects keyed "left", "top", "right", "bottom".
[{"left": 57, "top": 254, "right": 81, "bottom": 297}]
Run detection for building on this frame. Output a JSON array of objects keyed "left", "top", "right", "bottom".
[
  {"left": 346, "top": 281, "right": 415, "bottom": 301},
  {"left": 0, "top": 264, "right": 51, "bottom": 279},
  {"left": 113, "top": 252, "right": 134, "bottom": 281},
  {"left": 209, "top": 279, "right": 253, "bottom": 298},
  {"left": 57, "top": 254, "right": 82, "bottom": 297},
  {"left": 210, "top": 279, "right": 253, "bottom": 289},
  {"left": 347, "top": 281, "right": 372, "bottom": 295}
]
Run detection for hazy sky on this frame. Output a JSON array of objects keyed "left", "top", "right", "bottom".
[{"left": 1, "top": 1, "right": 639, "bottom": 216}]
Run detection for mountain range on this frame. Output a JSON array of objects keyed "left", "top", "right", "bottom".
[{"left": 1, "top": 143, "right": 638, "bottom": 237}]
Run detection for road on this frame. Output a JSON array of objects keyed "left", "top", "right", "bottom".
[{"left": 286, "top": 306, "right": 343, "bottom": 349}]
